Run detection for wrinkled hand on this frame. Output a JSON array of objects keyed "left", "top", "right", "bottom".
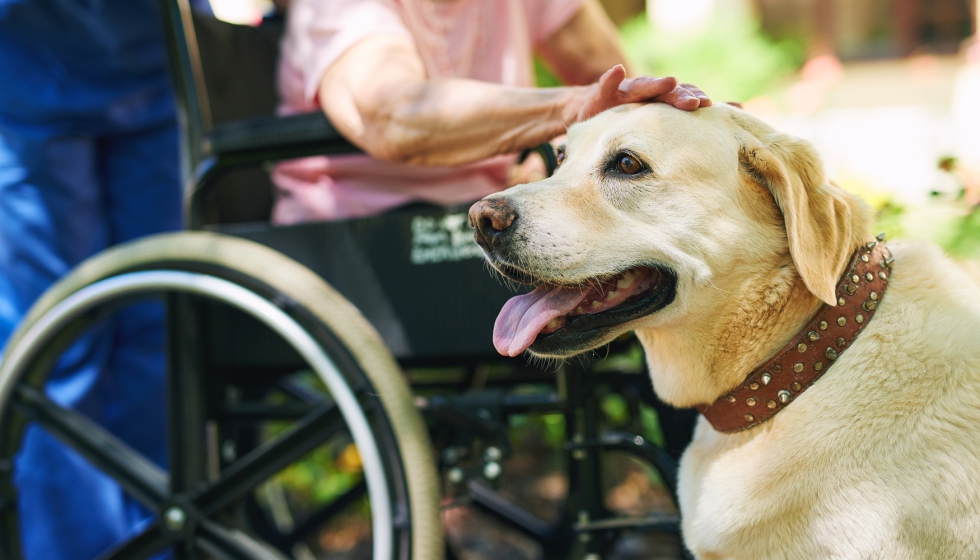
[{"left": 568, "top": 65, "right": 711, "bottom": 124}]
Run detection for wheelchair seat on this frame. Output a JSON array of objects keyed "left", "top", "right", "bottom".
[{"left": 213, "top": 204, "right": 527, "bottom": 363}]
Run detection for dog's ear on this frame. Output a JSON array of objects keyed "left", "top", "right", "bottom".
[{"left": 732, "top": 112, "right": 871, "bottom": 305}]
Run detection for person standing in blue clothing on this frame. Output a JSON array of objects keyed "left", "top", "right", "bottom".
[{"left": 0, "top": 0, "right": 207, "bottom": 557}]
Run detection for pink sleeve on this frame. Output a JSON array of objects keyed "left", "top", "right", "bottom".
[
  {"left": 524, "top": 0, "right": 586, "bottom": 47},
  {"left": 281, "top": 0, "right": 413, "bottom": 105}
]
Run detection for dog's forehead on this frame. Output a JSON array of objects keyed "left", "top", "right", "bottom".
[{"left": 567, "top": 104, "right": 730, "bottom": 153}]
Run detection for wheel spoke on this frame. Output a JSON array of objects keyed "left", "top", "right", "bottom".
[
  {"left": 195, "top": 518, "right": 290, "bottom": 560},
  {"left": 467, "top": 480, "right": 553, "bottom": 541},
  {"left": 194, "top": 399, "right": 352, "bottom": 516},
  {"left": 93, "top": 522, "right": 168, "bottom": 560},
  {"left": 167, "top": 294, "right": 210, "bottom": 495},
  {"left": 277, "top": 479, "right": 367, "bottom": 547},
  {"left": 12, "top": 383, "right": 168, "bottom": 510}
]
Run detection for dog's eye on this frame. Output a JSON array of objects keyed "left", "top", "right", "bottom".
[
  {"left": 556, "top": 146, "right": 566, "bottom": 167},
  {"left": 617, "top": 154, "right": 643, "bottom": 175}
]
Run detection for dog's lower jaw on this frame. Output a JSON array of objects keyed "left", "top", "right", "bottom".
[{"left": 637, "top": 268, "right": 823, "bottom": 409}]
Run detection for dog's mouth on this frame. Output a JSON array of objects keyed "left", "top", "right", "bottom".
[{"left": 491, "top": 263, "right": 677, "bottom": 357}]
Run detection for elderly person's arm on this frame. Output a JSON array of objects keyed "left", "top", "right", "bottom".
[{"left": 318, "top": 1, "right": 708, "bottom": 167}]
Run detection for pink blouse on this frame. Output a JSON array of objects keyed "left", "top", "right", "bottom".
[{"left": 272, "top": 0, "right": 583, "bottom": 223}]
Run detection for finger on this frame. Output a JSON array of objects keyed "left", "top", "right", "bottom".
[
  {"left": 679, "top": 83, "right": 712, "bottom": 107},
  {"left": 726, "top": 101, "right": 743, "bottom": 109},
  {"left": 598, "top": 65, "right": 628, "bottom": 100},
  {"left": 654, "top": 86, "right": 700, "bottom": 111},
  {"left": 620, "top": 76, "right": 677, "bottom": 101}
]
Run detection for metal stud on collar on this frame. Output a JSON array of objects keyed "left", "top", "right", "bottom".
[{"left": 696, "top": 240, "right": 891, "bottom": 433}]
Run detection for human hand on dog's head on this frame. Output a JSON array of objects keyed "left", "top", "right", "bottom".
[{"left": 565, "top": 65, "right": 711, "bottom": 124}]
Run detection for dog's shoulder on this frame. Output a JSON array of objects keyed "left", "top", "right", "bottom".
[{"left": 680, "top": 241, "right": 980, "bottom": 559}]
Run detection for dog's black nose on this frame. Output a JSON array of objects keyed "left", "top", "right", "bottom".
[{"left": 469, "top": 198, "right": 517, "bottom": 252}]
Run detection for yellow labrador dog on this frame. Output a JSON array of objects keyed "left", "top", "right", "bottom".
[{"left": 469, "top": 103, "right": 980, "bottom": 559}]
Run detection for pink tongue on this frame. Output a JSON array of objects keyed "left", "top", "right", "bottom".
[{"left": 493, "top": 284, "right": 590, "bottom": 357}]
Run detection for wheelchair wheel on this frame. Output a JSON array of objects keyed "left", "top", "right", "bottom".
[{"left": 0, "top": 232, "right": 442, "bottom": 560}]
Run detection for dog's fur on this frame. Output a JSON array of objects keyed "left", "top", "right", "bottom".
[{"left": 480, "top": 103, "right": 980, "bottom": 559}]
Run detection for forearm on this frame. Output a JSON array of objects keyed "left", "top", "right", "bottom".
[
  {"left": 320, "top": 36, "right": 699, "bottom": 168},
  {"left": 327, "top": 78, "right": 584, "bottom": 167}
]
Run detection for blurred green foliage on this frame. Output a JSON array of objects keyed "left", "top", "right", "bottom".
[
  {"left": 507, "top": 409, "right": 567, "bottom": 450},
  {"left": 619, "top": 12, "right": 803, "bottom": 103},
  {"left": 639, "top": 404, "right": 666, "bottom": 448},
  {"left": 273, "top": 443, "right": 363, "bottom": 509},
  {"left": 932, "top": 156, "right": 980, "bottom": 259},
  {"left": 601, "top": 393, "right": 630, "bottom": 426},
  {"left": 534, "top": 57, "right": 562, "bottom": 88}
]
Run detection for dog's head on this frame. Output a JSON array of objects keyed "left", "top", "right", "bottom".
[{"left": 471, "top": 103, "right": 872, "bottom": 405}]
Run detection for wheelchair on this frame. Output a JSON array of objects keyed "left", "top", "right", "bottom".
[{"left": 0, "top": 2, "right": 697, "bottom": 558}]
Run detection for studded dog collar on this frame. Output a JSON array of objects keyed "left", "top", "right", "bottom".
[{"left": 697, "top": 235, "right": 893, "bottom": 433}]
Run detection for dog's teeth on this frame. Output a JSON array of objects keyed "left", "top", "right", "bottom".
[
  {"left": 576, "top": 306, "right": 584, "bottom": 314},
  {"left": 546, "top": 319, "right": 559, "bottom": 329},
  {"left": 605, "top": 290, "right": 619, "bottom": 301},
  {"left": 617, "top": 271, "right": 635, "bottom": 289},
  {"left": 591, "top": 300, "right": 603, "bottom": 309}
]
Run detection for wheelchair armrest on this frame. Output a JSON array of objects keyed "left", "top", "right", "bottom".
[{"left": 206, "top": 112, "right": 361, "bottom": 165}]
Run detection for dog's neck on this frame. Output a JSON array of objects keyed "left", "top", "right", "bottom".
[{"left": 637, "top": 255, "right": 823, "bottom": 409}]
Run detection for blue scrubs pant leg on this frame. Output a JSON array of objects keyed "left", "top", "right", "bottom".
[{"left": 0, "top": 120, "right": 180, "bottom": 559}]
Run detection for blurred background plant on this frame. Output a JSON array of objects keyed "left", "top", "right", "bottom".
[
  {"left": 620, "top": 3, "right": 804, "bottom": 103},
  {"left": 933, "top": 156, "right": 980, "bottom": 259}
]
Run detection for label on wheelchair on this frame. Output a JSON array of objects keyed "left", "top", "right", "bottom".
[{"left": 410, "top": 213, "right": 483, "bottom": 265}]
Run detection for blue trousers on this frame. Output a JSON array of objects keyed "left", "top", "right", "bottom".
[{"left": 0, "top": 111, "right": 181, "bottom": 558}]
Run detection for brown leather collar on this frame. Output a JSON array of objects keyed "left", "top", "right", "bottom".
[{"left": 697, "top": 236, "right": 893, "bottom": 433}]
